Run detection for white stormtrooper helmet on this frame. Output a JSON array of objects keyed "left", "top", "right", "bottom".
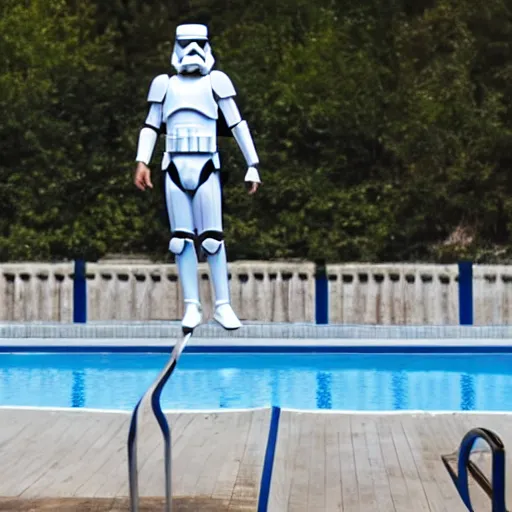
[{"left": 171, "top": 24, "right": 215, "bottom": 75}]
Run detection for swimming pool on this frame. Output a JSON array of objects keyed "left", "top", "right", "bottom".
[{"left": 1, "top": 352, "right": 511, "bottom": 411}]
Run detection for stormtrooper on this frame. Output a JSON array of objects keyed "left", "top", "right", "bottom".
[{"left": 134, "top": 24, "right": 260, "bottom": 332}]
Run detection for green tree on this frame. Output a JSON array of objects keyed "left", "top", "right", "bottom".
[{"left": 2, "top": 0, "right": 512, "bottom": 263}]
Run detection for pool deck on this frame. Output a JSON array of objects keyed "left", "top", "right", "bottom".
[
  {"left": 0, "top": 407, "right": 509, "bottom": 511},
  {"left": 1, "top": 321, "right": 512, "bottom": 352},
  {"left": 1, "top": 322, "right": 511, "bottom": 510}
]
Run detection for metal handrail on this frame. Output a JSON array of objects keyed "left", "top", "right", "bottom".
[
  {"left": 127, "top": 331, "right": 192, "bottom": 512},
  {"left": 442, "top": 427, "right": 506, "bottom": 512}
]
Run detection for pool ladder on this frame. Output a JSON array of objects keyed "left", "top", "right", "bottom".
[{"left": 127, "top": 331, "right": 192, "bottom": 512}]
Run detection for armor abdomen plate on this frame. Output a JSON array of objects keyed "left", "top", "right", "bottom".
[
  {"left": 165, "top": 110, "right": 217, "bottom": 153},
  {"left": 162, "top": 75, "right": 218, "bottom": 153}
]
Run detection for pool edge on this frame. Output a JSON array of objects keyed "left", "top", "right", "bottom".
[{"left": 2, "top": 342, "right": 512, "bottom": 353}]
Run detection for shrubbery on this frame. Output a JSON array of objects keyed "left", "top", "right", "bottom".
[{"left": 1, "top": 0, "right": 512, "bottom": 263}]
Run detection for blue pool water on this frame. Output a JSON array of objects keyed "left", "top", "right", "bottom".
[{"left": 0, "top": 353, "right": 511, "bottom": 411}]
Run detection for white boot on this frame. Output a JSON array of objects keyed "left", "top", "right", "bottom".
[
  {"left": 202, "top": 240, "right": 242, "bottom": 330},
  {"left": 172, "top": 238, "right": 202, "bottom": 332},
  {"left": 182, "top": 300, "right": 202, "bottom": 331},
  {"left": 214, "top": 301, "right": 242, "bottom": 330}
]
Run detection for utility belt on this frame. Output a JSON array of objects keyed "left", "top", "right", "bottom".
[{"left": 165, "top": 133, "right": 216, "bottom": 153}]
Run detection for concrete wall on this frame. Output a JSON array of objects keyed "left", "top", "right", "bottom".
[
  {"left": 0, "top": 261, "right": 315, "bottom": 323},
  {"left": 0, "top": 261, "right": 511, "bottom": 324},
  {"left": 472, "top": 265, "right": 512, "bottom": 325},
  {"left": 326, "top": 263, "right": 460, "bottom": 325}
]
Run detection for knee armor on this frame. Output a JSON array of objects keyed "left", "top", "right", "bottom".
[
  {"left": 198, "top": 230, "right": 224, "bottom": 255},
  {"left": 169, "top": 231, "right": 195, "bottom": 255}
]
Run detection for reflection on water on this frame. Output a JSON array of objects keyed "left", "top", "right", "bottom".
[
  {"left": 71, "top": 370, "right": 85, "bottom": 408},
  {"left": 316, "top": 372, "right": 332, "bottom": 409},
  {"left": 460, "top": 373, "right": 476, "bottom": 411},
  {"left": 392, "top": 372, "right": 408, "bottom": 410},
  {"left": 0, "top": 353, "right": 511, "bottom": 411}
]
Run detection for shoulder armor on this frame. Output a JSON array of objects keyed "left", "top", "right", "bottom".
[
  {"left": 210, "top": 70, "right": 236, "bottom": 98},
  {"left": 147, "top": 74, "right": 170, "bottom": 102}
]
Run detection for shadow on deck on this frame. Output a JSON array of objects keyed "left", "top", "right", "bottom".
[{"left": 0, "top": 497, "right": 238, "bottom": 511}]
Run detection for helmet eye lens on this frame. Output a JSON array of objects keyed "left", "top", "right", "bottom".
[{"left": 178, "top": 39, "right": 207, "bottom": 49}]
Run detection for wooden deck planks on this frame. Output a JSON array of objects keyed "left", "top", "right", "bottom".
[
  {"left": 351, "top": 415, "right": 382, "bottom": 511},
  {"left": 229, "top": 406, "right": 270, "bottom": 510},
  {"left": 1, "top": 408, "right": 511, "bottom": 512},
  {"left": 323, "top": 415, "right": 343, "bottom": 512},
  {"left": 375, "top": 415, "right": 414, "bottom": 512},
  {"left": 287, "top": 411, "right": 313, "bottom": 511},
  {"left": 267, "top": 412, "right": 512, "bottom": 512},
  {"left": 1, "top": 412, "right": 85, "bottom": 497},
  {"left": 337, "top": 416, "right": 358, "bottom": 512},
  {"left": 266, "top": 407, "right": 301, "bottom": 511},
  {"left": 362, "top": 417, "right": 396, "bottom": 512},
  {"left": 19, "top": 412, "right": 118, "bottom": 498},
  {"left": 0, "top": 408, "right": 270, "bottom": 510},
  {"left": 400, "top": 414, "right": 454, "bottom": 512}
]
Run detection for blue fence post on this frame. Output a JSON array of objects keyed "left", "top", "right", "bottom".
[
  {"left": 458, "top": 260, "right": 473, "bottom": 325},
  {"left": 315, "top": 259, "right": 328, "bottom": 324},
  {"left": 73, "top": 259, "right": 87, "bottom": 323}
]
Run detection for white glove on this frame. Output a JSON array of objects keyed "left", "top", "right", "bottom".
[{"left": 244, "top": 166, "right": 261, "bottom": 183}]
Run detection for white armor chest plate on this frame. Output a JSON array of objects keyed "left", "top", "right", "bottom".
[
  {"left": 163, "top": 75, "right": 218, "bottom": 121},
  {"left": 163, "top": 75, "right": 218, "bottom": 153}
]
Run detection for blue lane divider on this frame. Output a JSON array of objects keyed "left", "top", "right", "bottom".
[
  {"left": 315, "top": 260, "right": 328, "bottom": 324},
  {"left": 458, "top": 260, "right": 473, "bottom": 325},
  {"left": 257, "top": 406, "right": 281, "bottom": 512},
  {"left": 73, "top": 259, "right": 87, "bottom": 323}
]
